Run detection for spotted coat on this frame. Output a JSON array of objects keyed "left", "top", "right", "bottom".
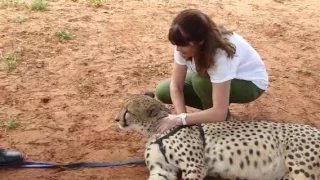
[{"left": 115, "top": 94, "right": 320, "bottom": 180}]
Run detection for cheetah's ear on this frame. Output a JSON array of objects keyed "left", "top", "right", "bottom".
[
  {"left": 144, "top": 92, "right": 155, "bottom": 98},
  {"left": 147, "top": 104, "right": 161, "bottom": 117}
]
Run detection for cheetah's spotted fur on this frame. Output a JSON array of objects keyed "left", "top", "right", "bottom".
[{"left": 115, "top": 94, "right": 320, "bottom": 180}]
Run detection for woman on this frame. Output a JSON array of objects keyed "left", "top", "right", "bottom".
[{"left": 155, "top": 9, "right": 268, "bottom": 134}]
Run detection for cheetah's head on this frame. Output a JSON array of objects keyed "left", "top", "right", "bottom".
[{"left": 115, "top": 92, "right": 171, "bottom": 137}]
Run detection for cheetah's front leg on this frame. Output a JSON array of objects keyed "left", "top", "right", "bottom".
[
  {"left": 148, "top": 172, "right": 178, "bottom": 180},
  {"left": 181, "top": 164, "right": 207, "bottom": 180},
  {"left": 145, "top": 144, "right": 179, "bottom": 180},
  {"left": 281, "top": 173, "right": 315, "bottom": 180}
]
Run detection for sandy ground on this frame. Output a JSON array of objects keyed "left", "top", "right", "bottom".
[{"left": 0, "top": 0, "right": 319, "bottom": 179}]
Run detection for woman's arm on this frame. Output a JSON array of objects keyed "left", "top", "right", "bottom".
[
  {"left": 170, "top": 62, "right": 188, "bottom": 114},
  {"left": 185, "top": 80, "right": 231, "bottom": 124},
  {"left": 156, "top": 80, "right": 231, "bottom": 134}
]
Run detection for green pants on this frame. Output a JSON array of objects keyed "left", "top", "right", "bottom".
[{"left": 156, "top": 71, "right": 265, "bottom": 110}]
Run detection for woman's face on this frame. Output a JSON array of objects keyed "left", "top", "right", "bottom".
[
  {"left": 177, "top": 42, "right": 202, "bottom": 58},
  {"left": 176, "top": 42, "right": 200, "bottom": 59}
]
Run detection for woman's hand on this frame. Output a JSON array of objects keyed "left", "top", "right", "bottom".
[{"left": 156, "top": 114, "right": 182, "bottom": 135}]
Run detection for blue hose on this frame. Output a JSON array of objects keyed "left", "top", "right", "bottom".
[{"left": 0, "top": 159, "right": 146, "bottom": 169}]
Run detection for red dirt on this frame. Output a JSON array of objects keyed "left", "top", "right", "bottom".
[{"left": 0, "top": 0, "right": 319, "bottom": 179}]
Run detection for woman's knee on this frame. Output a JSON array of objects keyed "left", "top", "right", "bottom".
[
  {"left": 191, "top": 73, "right": 213, "bottom": 109},
  {"left": 155, "top": 79, "right": 172, "bottom": 104},
  {"left": 191, "top": 73, "right": 212, "bottom": 94}
]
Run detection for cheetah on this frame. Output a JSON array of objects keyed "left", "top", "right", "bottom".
[{"left": 115, "top": 93, "right": 320, "bottom": 180}]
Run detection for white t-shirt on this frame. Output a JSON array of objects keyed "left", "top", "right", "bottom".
[{"left": 174, "top": 32, "right": 269, "bottom": 90}]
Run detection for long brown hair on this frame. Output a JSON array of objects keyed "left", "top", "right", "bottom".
[{"left": 168, "top": 9, "right": 236, "bottom": 77}]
